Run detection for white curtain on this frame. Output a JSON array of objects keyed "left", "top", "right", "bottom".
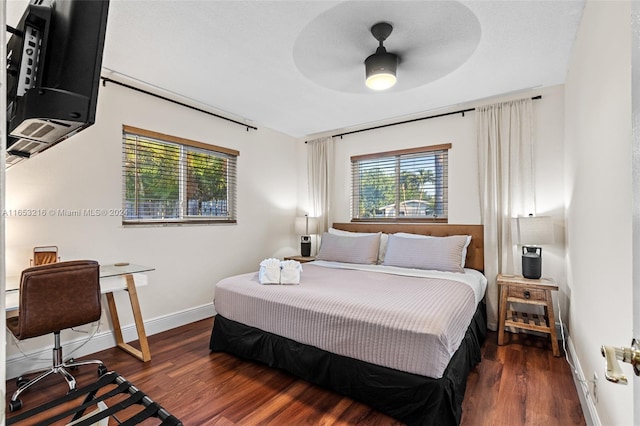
[
  {"left": 476, "top": 98, "right": 535, "bottom": 330},
  {"left": 307, "top": 136, "right": 334, "bottom": 236}
]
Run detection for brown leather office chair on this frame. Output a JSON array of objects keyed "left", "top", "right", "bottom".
[{"left": 7, "top": 260, "right": 108, "bottom": 412}]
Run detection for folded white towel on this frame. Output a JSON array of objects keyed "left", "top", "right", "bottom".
[
  {"left": 280, "top": 260, "right": 302, "bottom": 285},
  {"left": 281, "top": 260, "right": 303, "bottom": 271},
  {"left": 260, "top": 258, "right": 281, "bottom": 268},
  {"left": 259, "top": 258, "right": 281, "bottom": 284}
]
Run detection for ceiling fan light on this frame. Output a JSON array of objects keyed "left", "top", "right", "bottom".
[
  {"left": 366, "top": 72, "right": 397, "bottom": 90},
  {"left": 365, "top": 49, "right": 398, "bottom": 91}
]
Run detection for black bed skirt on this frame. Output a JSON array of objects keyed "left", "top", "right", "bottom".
[{"left": 210, "top": 302, "right": 486, "bottom": 425}]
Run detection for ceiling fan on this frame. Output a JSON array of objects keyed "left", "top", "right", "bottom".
[
  {"left": 364, "top": 22, "right": 399, "bottom": 91},
  {"left": 292, "top": 1, "right": 481, "bottom": 94}
]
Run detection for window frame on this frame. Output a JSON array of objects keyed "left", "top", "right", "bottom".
[
  {"left": 122, "top": 125, "right": 239, "bottom": 226},
  {"left": 350, "top": 143, "right": 450, "bottom": 223}
]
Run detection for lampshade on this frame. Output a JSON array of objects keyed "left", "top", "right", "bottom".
[
  {"left": 515, "top": 215, "right": 554, "bottom": 246},
  {"left": 365, "top": 48, "right": 398, "bottom": 91},
  {"left": 294, "top": 216, "right": 319, "bottom": 235}
]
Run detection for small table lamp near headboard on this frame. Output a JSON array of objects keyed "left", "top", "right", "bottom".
[{"left": 515, "top": 215, "right": 554, "bottom": 279}]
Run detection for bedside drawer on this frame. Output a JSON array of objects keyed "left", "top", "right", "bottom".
[{"left": 507, "top": 286, "right": 547, "bottom": 301}]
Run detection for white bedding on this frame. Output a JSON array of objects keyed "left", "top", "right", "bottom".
[
  {"left": 311, "top": 260, "right": 487, "bottom": 305},
  {"left": 213, "top": 262, "right": 486, "bottom": 378}
]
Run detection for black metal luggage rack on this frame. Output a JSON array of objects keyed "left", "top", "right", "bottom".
[{"left": 7, "top": 371, "right": 182, "bottom": 425}]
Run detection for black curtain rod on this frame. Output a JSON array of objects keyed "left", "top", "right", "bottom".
[
  {"left": 306, "top": 95, "right": 542, "bottom": 142},
  {"left": 101, "top": 77, "right": 258, "bottom": 132}
]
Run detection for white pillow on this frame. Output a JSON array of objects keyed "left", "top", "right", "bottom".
[
  {"left": 328, "top": 227, "right": 388, "bottom": 264},
  {"left": 382, "top": 234, "right": 471, "bottom": 273},
  {"left": 316, "top": 232, "right": 380, "bottom": 265},
  {"left": 393, "top": 232, "right": 471, "bottom": 268}
]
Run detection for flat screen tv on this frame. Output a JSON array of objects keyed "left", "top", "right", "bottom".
[{"left": 5, "top": 0, "right": 109, "bottom": 168}]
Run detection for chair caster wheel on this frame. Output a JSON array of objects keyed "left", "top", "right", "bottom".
[
  {"left": 9, "top": 398, "right": 22, "bottom": 412},
  {"left": 98, "top": 364, "right": 108, "bottom": 376},
  {"left": 16, "top": 376, "right": 29, "bottom": 388}
]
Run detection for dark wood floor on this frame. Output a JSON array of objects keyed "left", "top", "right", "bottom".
[{"left": 6, "top": 318, "right": 585, "bottom": 425}]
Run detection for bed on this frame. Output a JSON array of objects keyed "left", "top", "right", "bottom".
[{"left": 210, "top": 223, "right": 486, "bottom": 425}]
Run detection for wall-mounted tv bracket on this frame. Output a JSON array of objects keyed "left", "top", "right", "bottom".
[
  {"left": 6, "top": 25, "right": 23, "bottom": 79},
  {"left": 6, "top": 25, "right": 23, "bottom": 36},
  {"left": 6, "top": 24, "right": 41, "bottom": 96}
]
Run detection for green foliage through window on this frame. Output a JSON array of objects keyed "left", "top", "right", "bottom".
[
  {"left": 122, "top": 127, "right": 238, "bottom": 224},
  {"left": 351, "top": 146, "right": 449, "bottom": 220}
]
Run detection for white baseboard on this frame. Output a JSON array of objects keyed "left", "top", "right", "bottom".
[
  {"left": 566, "top": 334, "right": 601, "bottom": 426},
  {"left": 6, "top": 303, "right": 216, "bottom": 380}
]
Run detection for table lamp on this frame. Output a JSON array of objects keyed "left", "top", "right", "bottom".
[
  {"left": 515, "top": 215, "right": 554, "bottom": 279},
  {"left": 295, "top": 215, "right": 318, "bottom": 257}
]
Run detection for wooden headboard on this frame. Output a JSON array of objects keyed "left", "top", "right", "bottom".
[{"left": 332, "top": 223, "right": 484, "bottom": 272}]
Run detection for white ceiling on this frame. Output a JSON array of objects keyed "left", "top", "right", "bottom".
[{"left": 6, "top": 0, "right": 585, "bottom": 138}]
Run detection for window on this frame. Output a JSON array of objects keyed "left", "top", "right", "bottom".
[
  {"left": 122, "top": 126, "right": 238, "bottom": 224},
  {"left": 351, "top": 144, "right": 450, "bottom": 222}
]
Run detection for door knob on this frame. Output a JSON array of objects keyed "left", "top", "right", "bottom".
[{"left": 600, "top": 339, "right": 640, "bottom": 384}]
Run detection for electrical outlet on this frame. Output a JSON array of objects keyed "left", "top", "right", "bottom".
[{"left": 593, "top": 372, "right": 598, "bottom": 403}]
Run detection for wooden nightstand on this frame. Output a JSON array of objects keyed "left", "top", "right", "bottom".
[
  {"left": 283, "top": 255, "right": 316, "bottom": 263},
  {"left": 497, "top": 274, "right": 560, "bottom": 356}
]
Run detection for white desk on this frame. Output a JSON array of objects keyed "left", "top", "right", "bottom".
[{"left": 6, "top": 263, "right": 154, "bottom": 362}]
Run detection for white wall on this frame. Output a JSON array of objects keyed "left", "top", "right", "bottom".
[
  {"left": 1, "top": 0, "right": 8, "bottom": 417},
  {"left": 300, "top": 85, "right": 567, "bottom": 330},
  {"left": 5, "top": 79, "right": 299, "bottom": 364},
  {"left": 564, "top": 1, "right": 633, "bottom": 424}
]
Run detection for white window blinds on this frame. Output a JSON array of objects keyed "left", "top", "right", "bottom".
[
  {"left": 351, "top": 144, "right": 450, "bottom": 221},
  {"left": 122, "top": 126, "right": 238, "bottom": 224}
]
